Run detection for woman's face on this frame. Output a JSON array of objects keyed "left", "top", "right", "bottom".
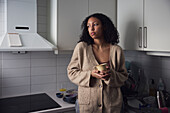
[{"left": 87, "top": 17, "right": 104, "bottom": 39}]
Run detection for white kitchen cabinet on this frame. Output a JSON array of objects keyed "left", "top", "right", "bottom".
[
  {"left": 47, "top": 0, "right": 116, "bottom": 53},
  {"left": 144, "top": 0, "right": 170, "bottom": 51},
  {"left": 117, "top": 0, "right": 143, "bottom": 50},
  {"left": 89, "top": 0, "right": 116, "bottom": 26},
  {"left": 118, "top": 0, "right": 170, "bottom": 52},
  {"left": 47, "top": 0, "right": 88, "bottom": 53},
  {"left": 57, "top": 0, "right": 88, "bottom": 51}
]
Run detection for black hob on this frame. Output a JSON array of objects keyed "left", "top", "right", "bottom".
[{"left": 0, "top": 93, "right": 61, "bottom": 113}]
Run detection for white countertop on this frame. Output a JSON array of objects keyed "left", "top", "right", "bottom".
[{"left": 31, "top": 91, "right": 75, "bottom": 113}]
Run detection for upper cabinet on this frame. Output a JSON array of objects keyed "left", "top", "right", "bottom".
[
  {"left": 47, "top": 0, "right": 116, "bottom": 53},
  {"left": 118, "top": 0, "right": 170, "bottom": 52},
  {"left": 57, "top": 0, "right": 88, "bottom": 51},
  {"left": 117, "top": 0, "right": 143, "bottom": 51},
  {"left": 89, "top": 0, "right": 116, "bottom": 26},
  {"left": 47, "top": 0, "right": 88, "bottom": 53}
]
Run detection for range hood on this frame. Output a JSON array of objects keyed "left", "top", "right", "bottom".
[{"left": 0, "top": 0, "right": 57, "bottom": 52}]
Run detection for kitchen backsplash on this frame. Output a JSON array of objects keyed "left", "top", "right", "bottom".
[
  {"left": 1, "top": 50, "right": 170, "bottom": 98},
  {"left": 0, "top": 52, "right": 77, "bottom": 98},
  {"left": 124, "top": 51, "right": 170, "bottom": 93}
]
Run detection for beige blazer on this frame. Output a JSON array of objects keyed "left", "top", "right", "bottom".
[{"left": 67, "top": 42, "right": 128, "bottom": 113}]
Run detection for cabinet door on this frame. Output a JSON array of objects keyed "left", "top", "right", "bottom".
[
  {"left": 117, "top": 0, "right": 143, "bottom": 50},
  {"left": 144, "top": 0, "right": 170, "bottom": 51},
  {"left": 58, "top": 0, "right": 88, "bottom": 50},
  {"left": 89, "top": 0, "right": 116, "bottom": 25}
]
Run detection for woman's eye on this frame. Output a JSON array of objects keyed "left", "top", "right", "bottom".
[{"left": 94, "top": 23, "right": 98, "bottom": 26}]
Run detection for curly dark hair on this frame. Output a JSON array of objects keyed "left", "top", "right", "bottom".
[{"left": 78, "top": 13, "right": 119, "bottom": 45}]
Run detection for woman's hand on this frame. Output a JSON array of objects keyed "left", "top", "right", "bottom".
[{"left": 91, "top": 65, "right": 111, "bottom": 80}]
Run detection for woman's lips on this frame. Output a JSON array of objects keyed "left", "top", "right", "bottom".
[{"left": 91, "top": 32, "right": 95, "bottom": 36}]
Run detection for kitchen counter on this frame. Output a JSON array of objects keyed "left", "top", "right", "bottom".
[{"left": 31, "top": 91, "right": 75, "bottom": 113}]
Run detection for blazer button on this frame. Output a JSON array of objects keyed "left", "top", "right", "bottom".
[
  {"left": 99, "top": 84, "right": 102, "bottom": 88},
  {"left": 98, "top": 104, "right": 102, "bottom": 107}
]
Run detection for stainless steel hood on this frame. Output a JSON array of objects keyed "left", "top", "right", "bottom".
[{"left": 0, "top": 0, "right": 57, "bottom": 52}]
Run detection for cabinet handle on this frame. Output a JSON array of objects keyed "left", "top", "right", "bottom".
[
  {"left": 138, "top": 27, "right": 142, "bottom": 48},
  {"left": 144, "top": 27, "right": 147, "bottom": 48}
]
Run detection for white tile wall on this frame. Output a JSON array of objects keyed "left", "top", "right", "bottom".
[
  {"left": 0, "top": 51, "right": 63, "bottom": 98},
  {"left": 57, "top": 65, "right": 68, "bottom": 75},
  {"left": 124, "top": 50, "right": 170, "bottom": 93},
  {"left": 164, "top": 78, "right": 170, "bottom": 93},
  {"left": 3, "top": 68, "right": 30, "bottom": 78},
  {"left": 57, "top": 54, "right": 72, "bottom": 66},
  {"left": 161, "top": 58, "right": 170, "bottom": 70},
  {"left": 2, "top": 86, "right": 30, "bottom": 98},
  {"left": 1, "top": 49, "right": 170, "bottom": 97},
  {"left": 29, "top": 51, "right": 58, "bottom": 95},
  {"left": 31, "top": 75, "right": 56, "bottom": 85},
  {"left": 31, "top": 66, "right": 56, "bottom": 76},
  {"left": 56, "top": 54, "right": 77, "bottom": 91},
  {"left": 31, "top": 58, "right": 56, "bottom": 67},
  {"left": 162, "top": 69, "right": 170, "bottom": 79},
  {"left": 3, "top": 59, "right": 30, "bottom": 68},
  {"left": 2, "top": 77, "right": 30, "bottom": 87},
  {"left": 31, "top": 83, "right": 57, "bottom": 93},
  {"left": 57, "top": 72, "right": 70, "bottom": 84}
]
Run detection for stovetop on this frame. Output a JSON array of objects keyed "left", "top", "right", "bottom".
[{"left": 0, "top": 93, "right": 61, "bottom": 113}]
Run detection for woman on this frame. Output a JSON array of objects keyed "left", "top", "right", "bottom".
[{"left": 67, "top": 13, "right": 128, "bottom": 113}]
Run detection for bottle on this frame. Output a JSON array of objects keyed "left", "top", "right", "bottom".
[
  {"left": 59, "top": 83, "right": 67, "bottom": 96},
  {"left": 157, "top": 78, "right": 166, "bottom": 108},
  {"left": 149, "top": 79, "right": 156, "bottom": 96},
  {"left": 157, "top": 78, "right": 164, "bottom": 91}
]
